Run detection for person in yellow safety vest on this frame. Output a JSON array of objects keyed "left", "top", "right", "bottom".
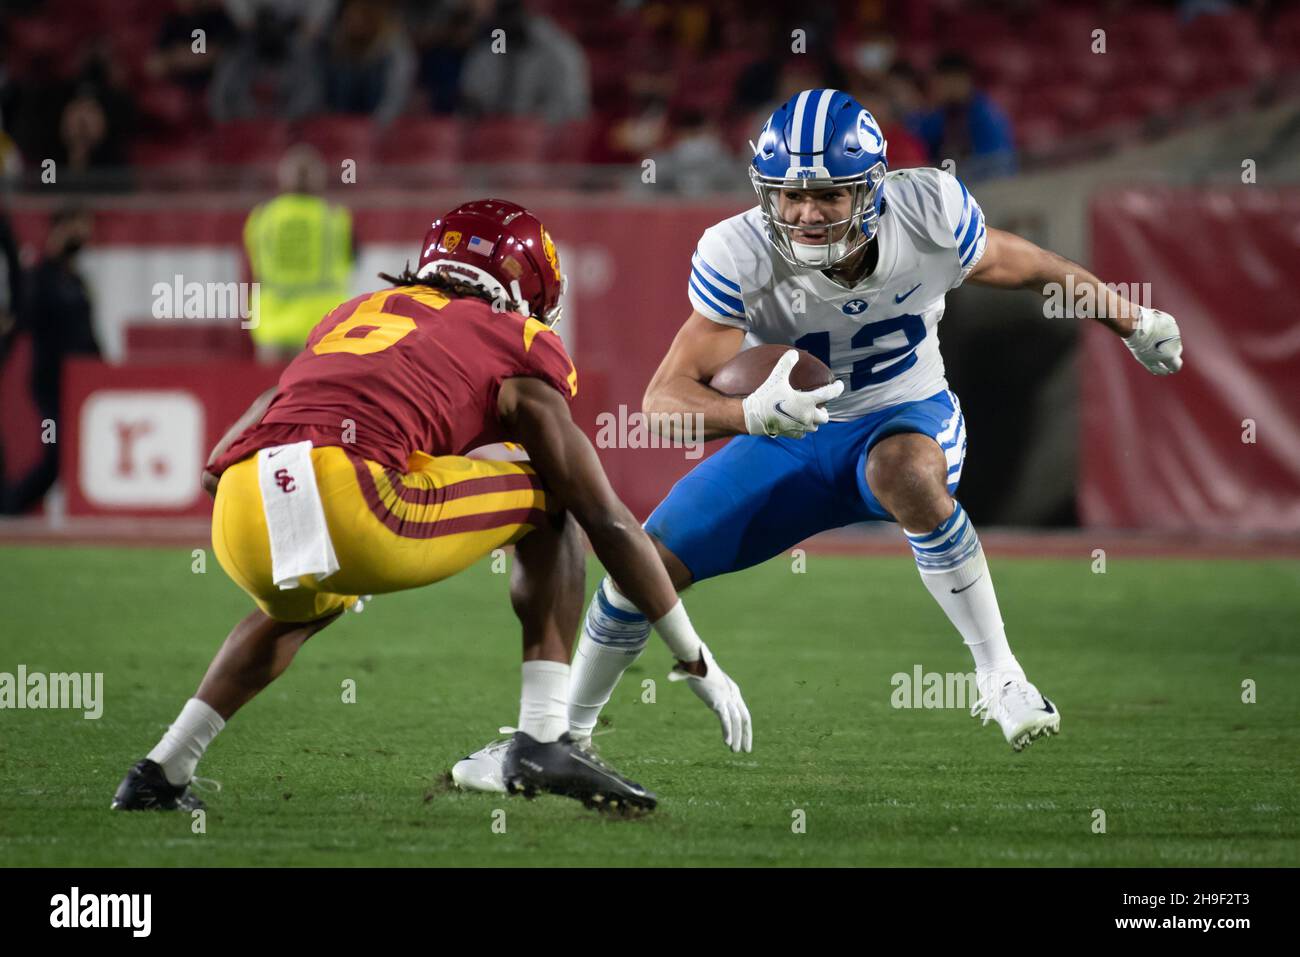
[{"left": 244, "top": 145, "right": 355, "bottom": 361}]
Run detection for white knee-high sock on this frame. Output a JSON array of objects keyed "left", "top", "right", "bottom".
[
  {"left": 518, "top": 660, "right": 570, "bottom": 742},
  {"left": 568, "top": 578, "right": 651, "bottom": 739},
  {"left": 147, "top": 698, "right": 226, "bottom": 786},
  {"left": 904, "top": 502, "right": 1023, "bottom": 680}
]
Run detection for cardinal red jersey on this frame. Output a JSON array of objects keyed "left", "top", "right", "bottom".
[{"left": 212, "top": 285, "right": 577, "bottom": 474}]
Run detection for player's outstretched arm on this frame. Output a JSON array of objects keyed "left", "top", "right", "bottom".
[
  {"left": 968, "top": 227, "right": 1183, "bottom": 375},
  {"left": 642, "top": 310, "right": 750, "bottom": 440},
  {"left": 499, "top": 376, "right": 684, "bottom": 623},
  {"left": 499, "top": 375, "right": 753, "bottom": 752}
]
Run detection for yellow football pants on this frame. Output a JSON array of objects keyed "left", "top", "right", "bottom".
[{"left": 212, "top": 445, "right": 549, "bottom": 622}]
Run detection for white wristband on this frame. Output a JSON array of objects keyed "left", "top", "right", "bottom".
[{"left": 653, "top": 600, "right": 703, "bottom": 662}]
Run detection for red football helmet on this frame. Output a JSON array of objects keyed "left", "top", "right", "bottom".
[{"left": 416, "top": 198, "right": 567, "bottom": 326}]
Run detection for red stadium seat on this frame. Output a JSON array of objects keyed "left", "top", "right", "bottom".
[
  {"left": 464, "top": 117, "right": 549, "bottom": 164},
  {"left": 1111, "top": 10, "right": 1180, "bottom": 55},
  {"left": 1274, "top": 7, "right": 1300, "bottom": 65},
  {"left": 129, "top": 136, "right": 209, "bottom": 169},
  {"left": 135, "top": 83, "right": 200, "bottom": 134},
  {"left": 944, "top": 10, "right": 1013, "bottom": 47},
  {"left": 375, "top": 117, "right": 464, "bottom": 164},
  {"left": 969, "top": 40, "right": 1038, "bottom": 87},
  {"left": 210, "top": 119, "right": 293, "bottom": 166},
  {"left": 1014, "top": 112, "right": 1065, "bottom": 154},
  {"left": 4, "top": 15, "right": 84, "bottom": 79},
  {"left": 294, "top": 115, "right": 379, "bottom": 165},
  {"left": 1181, "top": 9, "right": 1260, "bottom": 53},
  {"left": 1023, "top": 84, "right": 1099, "bottom": 127},
  {"left": 1146, "top": 48, "right": 1200, "bottom": 89},
  {"left": 544, "top": 119, "right": 598, "bottom": 164},
  {"left": 1024, "top": 6, "right": 1097, "bottom": 48}
]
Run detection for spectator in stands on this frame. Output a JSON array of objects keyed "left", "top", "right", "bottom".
[
  {"left": 657, "top": 108, "right": 733, "bottom": 195},
  {"left": 459, "top": 0, "right": 590, "bottom": 124},
  {"left": 57, "top": 93, "right": 117, "bottom": 179},
  {"left": 605, "top": 91, "right": 670, "bottom": 165},
  {"left": 406, "top": 0, "right": 490, "bottom": 115},
  {"left": 913, "top": 53, "right": 1017, "bottom": 178},
  {"left": 732, "top": 18, "right": 847, "bottom": 116},
  {"left": 846, "top": 39, "right": 929, "bottom": 171},
  {"left": 0, "top": 205, "right": 20, "bottom": 497},
  {"left": 224, "top": 0, "right": 338, "bottom": 39},
  {"left": 853, "top": 80, "right": 929, "bottom": 170},
  {"left": 0, "top": 206, "right": 21, "bottom": 360},
  {"left": 323, "top": 0, "right": 416, "bottom": 126},
  {"left": 243, "top": 146, "right": 354, "bottom": 363},
  {"left": 885, "top": 61, "right": 927, "bottom": 127},
  {"left": 1, "top": 206, "right": 100, "bottom": 516},
  {"left": 209, "top": 4, "right": 323, "bottom": 121},
  {"left": 146, "top": 0, "right": 239, "bottom": 92},
  {"left": 29, "top": 44, "right": 137, "bottom": 189}
]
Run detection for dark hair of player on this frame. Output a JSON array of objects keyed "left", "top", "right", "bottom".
[{"left": 378, "top": 266, "right": 522, "bottom": 313}]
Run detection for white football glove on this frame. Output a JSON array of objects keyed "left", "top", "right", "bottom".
[
  {"left": 1124, "top": 306, "right": 1184, "bottom": 375},
  {"left": 741, "top": 349, "right": 845, "bottom": 438},
  {"left": 668, "top": 642, "right": 752, "bottom": 753}
]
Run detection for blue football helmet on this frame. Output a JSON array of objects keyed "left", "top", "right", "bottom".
[{"left": 749, "top": 89, "right": 888, "bottom": 269}]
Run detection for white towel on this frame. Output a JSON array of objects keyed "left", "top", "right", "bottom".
[{"left": 256, "top": 441, "right": 340, "bottom": 590}]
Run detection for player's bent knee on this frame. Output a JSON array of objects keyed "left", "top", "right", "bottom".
[{"left": 866, "top": 434, "right": 952, "bottom": 524}]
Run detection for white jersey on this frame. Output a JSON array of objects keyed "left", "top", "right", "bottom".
[{"left": 687, "top": 167, "right": 988, "bottom": 419}]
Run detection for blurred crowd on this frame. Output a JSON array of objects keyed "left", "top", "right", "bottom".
[{"left": 0, "top": 0, "right": 1295, "bottom": 192}]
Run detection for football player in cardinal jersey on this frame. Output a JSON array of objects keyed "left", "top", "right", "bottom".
[
  {"left": 111, "top": 199, "right": 748, "bottom": 814},
  {"left": 454, "top": 89, "right": 1185, "bottom": 788}
]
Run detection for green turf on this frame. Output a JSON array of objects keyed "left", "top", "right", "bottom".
[{"left": 1, "top": 544, "right": 1297, "bottom": 866}]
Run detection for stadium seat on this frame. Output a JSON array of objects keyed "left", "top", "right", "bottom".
[
  {"left": 1026, "top": 84, "right": 1099, "bottom": 127},
  {"left": 1181, "top": 9, "right": 1260, "bottom": 53},
  {"left": 970, "top": 40, "right": 1038, "bottom": 87},
  {"left": 945, "top": 9, "right": 1013, "bottom": 47},
  {"left": 465, "top": 117, "right": 549, "bottom": 164},
  {"left": 210, "top": 119, "right": 294, "bottom": 166},
  {"left": 128, "top": 136, "right": 210, "bottom": 170},
  {"left": 1014, "top": 112, "right": 1065, "bottom": 154},
  {"left": 135, "top": 83, "right": 200, "bottom": 135},
  {"left": 294, "top": 115, "right": 379, "bottom": 165},
  {"left": 375, "top": 117, "right": 464, "bottom": 164},
  {"left": 1274, "top": 7, "right": 1300, "bottom": 65},
  {"left": 544, "top": 119, "right": 598, "bottom": 164}
]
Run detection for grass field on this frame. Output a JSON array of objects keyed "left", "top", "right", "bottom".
[{"left": 1, "top": 544, "right": 1297, "bottom": 867}]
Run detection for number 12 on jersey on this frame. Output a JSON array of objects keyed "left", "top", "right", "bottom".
[{"left": 795, "top": 313, "right": 926, "bottom": 392}]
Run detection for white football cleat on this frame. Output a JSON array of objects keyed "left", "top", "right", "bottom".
[
  {"left": 971, "top": 672, "right": 1060, "bottom": 752},
  {"left": 450, "top": 729, "right": 515, "bottom": 793}
]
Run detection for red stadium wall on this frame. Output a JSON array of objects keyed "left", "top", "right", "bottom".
[{"left": 1082, "top": 188, "right": 1300, "bottom": 532}]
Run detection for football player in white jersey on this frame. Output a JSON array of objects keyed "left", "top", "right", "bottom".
[{"left": 452, "top": 89, "right": 1183, "bottom": 790}]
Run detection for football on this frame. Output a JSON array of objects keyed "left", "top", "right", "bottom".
[{"left": 708, "top": 344, "right": 835, "bottom": 396}]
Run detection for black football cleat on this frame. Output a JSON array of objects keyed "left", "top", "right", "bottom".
[
  {"left": 502, "top": 731, "right": 657, "bottom": 813},
  {"left": 111, "top": 759, "right": 206, "bottom": 811}
]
